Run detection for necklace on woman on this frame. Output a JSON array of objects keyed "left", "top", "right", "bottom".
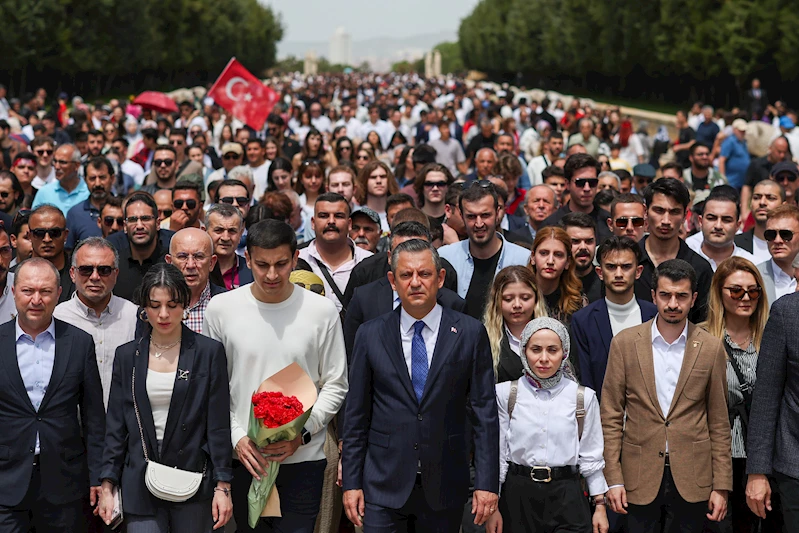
[{"left": 150, "top": 339, "right": 180, "bottom": 358}]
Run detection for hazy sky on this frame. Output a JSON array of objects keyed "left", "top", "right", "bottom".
[{"left": 270, "top": 0, "right": 480, "bottom": 42}]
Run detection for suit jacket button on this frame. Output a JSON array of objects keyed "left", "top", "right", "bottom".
[
  {"left": 414, "top": 443, "right": 418, "bottom": 450},
  {"left": 37, "top": 417, "right": 42, "bottom": 421},
  {"left": 665, "top": 421, "right": 670, "bottom": 427},
  {"left": 179, "top": 450, "right": 184, "bottom": 455},
  {"left": 29, "top": 447, "right": 33, "bottom": 453},
  {"left": 182, "top": 424, "right": 186, "bottom": 431},
  {"left": 659, "top": 451, "right": 664, "bottom": 457},
  {"left": 417, "top": 414, "right": 422, "bottom": 421}
]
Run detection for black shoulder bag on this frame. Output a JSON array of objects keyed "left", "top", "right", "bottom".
[
  {"left": 313, "top": 257, "right": 347, "bottom": 320},
  {"left": 724, "top": 343, "right": 753, "bottom": 444}
]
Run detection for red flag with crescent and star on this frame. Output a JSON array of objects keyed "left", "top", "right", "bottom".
[{"left": 207, "top": 58, "right": 279, "bottom": 131}]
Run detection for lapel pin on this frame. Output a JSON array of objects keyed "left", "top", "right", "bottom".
[
  {"left": 177, "top": 369, "right": 190, "bottom": 381},
  {"left": 451, "top": 327, "right": 458, "bottom": 334},
  {"left": 692, "top": 341, "right": 700, "bottom": 348}
]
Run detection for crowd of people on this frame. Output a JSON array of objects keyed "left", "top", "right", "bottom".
[{"left": 0, "top": 73, "right": 797, "bottom": 533}]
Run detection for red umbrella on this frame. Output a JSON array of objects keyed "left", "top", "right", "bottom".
[{"left": 133, "top": 91, "right": 178, "bottom": 114}]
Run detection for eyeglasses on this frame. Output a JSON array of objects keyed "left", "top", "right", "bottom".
[
  {"left": 173, "top": 252, "right": 208, "bottom": 263},
  {"left": 169, "top": 139, "right": 185, "bottom": 146},
  {"left": 339, "top": 146, "right": 352, "bottom": 151},
  {"left": 774, "top": 172, "right": 798, "bottom": 183},
  {"left": 223, "top": 154, "right": 241, "bottom": 160},
  {"left": 574, "top": 178, "right": 599, "bottom": 188},
  {"left": 219, "top": 196, "right": 249, "bottom": 206},
  {"left": 30, "top": 227, "right": 65, "bottom": 239},
  {"left": 103, "top": 216, "right": 124, "bottom": 227},
  {"left": 764, "top": 229, "right": 794, "bottom": 242},
  {"left": 458, "top": 180, "right": 495, "bottom": 191},
  {"left": 356, "top": 155, "right": 371, "bottom": 161},
  {"left": 53, "top": 159, "right": 73, "bottom": 166},
  {"left": 614, "top": 217, "right": 645, "bottom": 228},
  {"left": 724, "top": 286, "right": 762, "bottom": 301},
  {"left": 125, "top": 215, "right": 156, "bottom": 224},
  {"left": 424, "top": 181, "right": 449, "bottom": 189},
  {"left": 153, "top": 159, "right": 174, "bottom": 167},
  {"left": 76, "top": 265, "right": 116, "bottom": 277},
  {"left": 173, "top": 199, "right": 197, "bottom": 210},
  {"left": 34, "top": 149, "right": 53, "bottom": 156}
]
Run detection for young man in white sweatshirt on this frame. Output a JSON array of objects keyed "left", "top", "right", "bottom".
[{"left": 204, "top": 219, "right": 348, "bottom": 533}]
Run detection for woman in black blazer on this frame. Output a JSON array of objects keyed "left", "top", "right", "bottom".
[{"left": 98, "top": 264, "right": 233, "bottom": 532}]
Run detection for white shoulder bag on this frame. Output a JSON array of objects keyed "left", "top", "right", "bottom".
[{"left": 132, "top": 366, "right": 206, "bottom": 502}]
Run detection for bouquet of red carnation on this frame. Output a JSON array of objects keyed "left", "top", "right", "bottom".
[{"left": 247, "top": 363, "right": 317, "bottom": 528}]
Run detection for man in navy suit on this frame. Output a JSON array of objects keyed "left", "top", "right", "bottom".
[
  {"left": 342, "top": 239, "right": 499, "bottom": 533},
  {"left": 572, "top": 236, "right": 658, "bottom": 398},
  {"left": 343, "top": 221, "right": 465, "bottom": 359},
  {"left": 0, "top": 257, "right": 105, "bottom": 531}
]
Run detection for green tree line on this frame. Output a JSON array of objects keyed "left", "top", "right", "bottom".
[
  {"left": 458, "top": 0, "right": 799, "bottom": 107},
  {"left": 0, "top": 0, "right": 283, "bottom": 97}
]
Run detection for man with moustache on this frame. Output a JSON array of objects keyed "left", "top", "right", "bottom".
[
  {"left": 53, "top": 237, "right": 137, "bottom": 408},
  {"left": 166, "top": 227, "right": 225, "bottom": 333},
  {"left": 298, "top": 193, "right": 372, "bottom": 312},
  {"left": 607, "top": 194, "right": 648, "bottom": 242},
  {"left": 349, "top": 207, "right": 381, "bottom": 254},
  {"left": 97, "top": 197, "right": 124, "bottom": 238},
  {"left": 735, "top": 179, "right": 786, "bottom": 264},
  {"left": 206, "top": 203, "right": 252, "bottom": 290},
  {"left": 32, "top": 144, "right": 90, "bottom": 216},
  {"left": 0, "top": 170, "right": 25, "bottom": 218},
  {"left": 561, "top": 212, "right": 602, "bottom": 303},
  {"left": 26, "top": 205, "right": 75, "bottom": 304},
  {"left": 0, "top": 225, "right": 15, "bottom": 323},
  {"left": 66, "top": 157, "right": 115, "bottom": 248}
]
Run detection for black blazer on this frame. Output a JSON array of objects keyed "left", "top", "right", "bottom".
[
  {"left": 342, "top": 253, "right": 458, "bottom": 308},
  {"left": 343, "top": 277, "right": 466, "bottom": 361},
  {"left": 734, "top": 229, "right": 755, "bottom": 254},
  {"left": 101, "top": 326, "right": 232, "bottom": 516},
  {"left": 495, "top": 334, "right": 524, "bottom": 384},
  {"left": 0, "top": 319, "right": 105, "bottom": 506},
  {"left": 342, "top": 307, "right": 499, "bottom": 510}
]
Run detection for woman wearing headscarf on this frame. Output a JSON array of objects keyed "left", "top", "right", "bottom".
[{"left": 488, "top": 318, "right": 609, "bottom": 533}]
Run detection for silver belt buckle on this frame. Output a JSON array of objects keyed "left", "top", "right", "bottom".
[{"left": 531, "top": 466, "right": 551, "bottom": 483}]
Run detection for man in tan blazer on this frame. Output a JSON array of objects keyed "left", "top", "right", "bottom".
[{"left": 601, "top": 258, "right": 732, "bottom": 532}]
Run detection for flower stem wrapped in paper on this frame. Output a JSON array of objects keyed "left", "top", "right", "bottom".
[{"left": 247, "top": 363, "right": 317, "bottom": 528}]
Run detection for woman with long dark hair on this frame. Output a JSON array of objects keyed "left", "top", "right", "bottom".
[
  {"left": 265, "top": 156, "right": 294, "bottom": 192},
  {"left": 292, "top": 128, "right": 334, "bottom": 172},
  {"left": 333, "top": 136, "right": 354, "bottom": 166},
  {"left": 393, "top": 146, "right": 416, "bottom": 189}
]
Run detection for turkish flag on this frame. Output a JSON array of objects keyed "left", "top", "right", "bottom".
[{"left": 207, "top": 58, "right": 279, "bottom": 131}]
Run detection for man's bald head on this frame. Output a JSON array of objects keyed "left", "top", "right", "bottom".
[
  {"left": 166, "top": 227, "right": 217, "bottom": 293},
  {"left": 475, "top": 148, "right": 497, "bottom": 178}
]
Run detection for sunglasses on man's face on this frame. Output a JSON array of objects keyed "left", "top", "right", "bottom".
[
  {"left": 219, "top": 196, "right": 249, "bottom": 206},
  {"left": 76, "top": 265, "right": 116, "bottom": 277},
  {"left": 30, "top": 227, "right": 65, "bottom": 239},
  {"left": 0, "top": 192, "right": 11, "bottom": 199},
  {"left": 103, "top": 216, "right": 124, "bottom": 227},
  {"left": 153, "top": 159, "right": 174, "bottom": 167},
  {"left": 173, "top": 199, "right": 197, "bottom": 210},
  {"left": 775, "top": 172, "right": 798, "bottom": 183},
  {"left": 35, "top": 149, "right": 53, "bottom": 156},
  {"left": 764, "top": 229, "right": 794, "bottom": 242},
  {"left": 574, "top": 178, "right": 599, "bottom": 188},
  {"left": 614, "top": 217, "right": 645, "bottom": 228},
  {"left": 724, "top": 286, "right": 762, "bottom": 301},
  {"left": 223, "top": 154, "right": 241, "bottom": 160}
]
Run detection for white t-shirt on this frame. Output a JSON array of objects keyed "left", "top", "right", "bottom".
[{"left": 251, "top": 160, "right": 271, "bottom": 200}]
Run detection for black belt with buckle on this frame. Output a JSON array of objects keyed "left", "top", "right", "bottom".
[
  {"left": 32, "top": 454, "right": 40, "bottom": 466},
  {"left": 508, "top": 463, "right": 580, "bottom": 482}
]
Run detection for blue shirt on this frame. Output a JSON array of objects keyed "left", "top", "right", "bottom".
[
  {"left": 31, "top": 178, "right": 90, "bottom": 216},
  {"left": 695, "top": 121, "right": 720, "bottom": 146},
  {"left": 65, "top": 199, "right": 103, "bottom": 249},
  {"left": 720, "top": 136, "right": 751, "bottom": 189},
  {"left": 438, "top": 233, "right": 531, "bottom": 298},
  {"left": 15, "top": 319, "right": 56, "bottom": 454}
]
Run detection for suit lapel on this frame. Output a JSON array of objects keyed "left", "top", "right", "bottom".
[
  {"left": 421, "top": 308, "right": 459, "bottom": 404},
  {"left": 592, "top": 301, "right": 613, "bottom": 354},
  {"left": 39, "top": 321, "right": 70, "bottom": 412},
  {"left": 161, "top": 327, "right": 196, "bottom": 453},
  {"left": 668, "top": 324, "right": 701, "bottom": 417},
  {"left": 0, "top": 322, "right": 35, "bottom": 411},
  {"left": 384, "top": 309, "right": 416, "bottom": 402},
  {"left": 134, "top": 337, "right": 161, "bottom": 461},
  {"left": 635, "top": 323, "right": 664, "bottom": 419}
]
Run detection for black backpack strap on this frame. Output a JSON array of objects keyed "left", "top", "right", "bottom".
[{"left": 313, "top": 257, "right": 347, "bottom": 310}]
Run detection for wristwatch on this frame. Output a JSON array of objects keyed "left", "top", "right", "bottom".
[
  {"left": 300, "top": 428, "right": 311, "bottom": 445},
  {"left": 592, "top": 494, "right": 607, "bottom": 506}
]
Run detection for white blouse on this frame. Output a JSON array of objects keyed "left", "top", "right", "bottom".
[
  {"left": 147, "top": 369, "right": 176, "bottom": 442},
  {"left": 496, "top": 377, "right": 608, "bottom": 496}
]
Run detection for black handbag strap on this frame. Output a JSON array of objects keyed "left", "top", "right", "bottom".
[
  {"left": 724, "top": 341, "right": 754, "bottom": 410},
  {"left": 313, "top": 257, "right": 347, "bottom": 309}
]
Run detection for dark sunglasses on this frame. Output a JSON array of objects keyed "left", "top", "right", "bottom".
[
  {"left": 295, "top": 282, "right": 325, "bottom": 295},
  {"left": 76, "top": 265, "right": 116, "bottom": 277},
  {"left": 458, "top": 180, "right": 495, "bottom": 191},
  {"left": 574, "top": 178, "right": 599, "bottom": 188},
  {"left": 424, "top": 181, "right": 448, "bottom": 189},
  {"left": 724, "top": 286, "right": 762, "bottom": 301},
  {"left": 223, "top": 154, "right": 241, "bottom": 160},
  {"left": 103, "top": 216, "right": 124, "bottom": 227},
  {"left": 356, "top": 155, "right": 371, "bottom": 161},
  {"left": 125, "top": 215, "right": 156, "bottom": 224},
  {"left": 159, "top": 209, "right": 173, "bottom": 218},
  {"left": 219, "top": 196, "right": 249, "bottom": 206},
  {"left": 30, "top": 227, "right": 65, "bottom": 239},
  {"left": 173, "top": 199, "right": 197, "bottom": 210},
  {"left": 0, "top": 192, "right": 9, "bottom": 199},
  {"left": 34, "top": 149, "right": 53, "bottom": 156},
  {"left": 614, "top": 216, "right": 645, "bottom": 228},
  {"left": 153, "top": 159, "right": 174, "bottom": 167},
  {"left": 764, "top": 229, "right": 794, "bottom": 242},
  {"left": 775, "top": 172, "right": 798, "bottom": 183}
]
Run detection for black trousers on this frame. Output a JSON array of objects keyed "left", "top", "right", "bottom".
[
  {"left": 774, "top": 471, "right": 799, "bottom": 532},
  {"left": 232, "top": 459, "right": 327, "bottom": 533},
  {"left": 627, "top": 466, "right": 707, "bottom": 533},
  {"left": 364, "top": 475, "right": 462, "bottom": 533},
  {"left": 498, "top": 470, "right": 591, "bottom": 533},
  {"left": 0, "top": 463, "right": 85, "bottom": 533}
]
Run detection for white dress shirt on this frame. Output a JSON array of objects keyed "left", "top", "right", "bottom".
[
  {"left": 771, "top": 258, "right": 797, "bottom": 299},
  {"left": 298, "top": 240, "right": 372, "bottom": 311},
  {"left": 399, "top": 304, "right": 442, "bottom": 377},
  {"left": 54, "top": 294, "right": 138, "bottom": 409},
  {"left": 15, "top": 319, "right": 57, "bottom": 454},
  {"left": 751, "top": 236, "right": 770, "bottom": 265},
  {"left": 504, "top": 325, "right": 521, "bottom": 355},
  {"left": 496, "top": 377, "right": 608, "bottom": 496},
  {"left": 651, "top": 319, "right": 688, "bottom": 422},
  {"left": 685, "top": 233, "right": 757, "bottom": 271}
]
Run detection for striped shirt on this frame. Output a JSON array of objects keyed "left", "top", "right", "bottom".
[{"left": 724, "top": 331, "right": 758, "bottom": 458}]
